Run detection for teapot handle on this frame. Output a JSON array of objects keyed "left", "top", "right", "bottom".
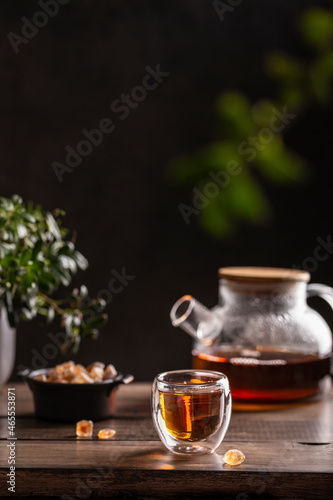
[{"left": 306, "top": 283, "right": 333, "bottom": 309}]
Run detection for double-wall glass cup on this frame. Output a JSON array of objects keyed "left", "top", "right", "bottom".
[{"left": 151, "top": 369, "right": 231, "bottom": 455}]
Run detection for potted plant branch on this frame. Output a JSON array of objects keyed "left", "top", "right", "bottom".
[{"left": 0, "top": 194, "right": 107, "bottom": 385}]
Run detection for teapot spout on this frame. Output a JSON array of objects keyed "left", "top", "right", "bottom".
[{"left": 170, "top": 295, "right": 221, "bottom": 345}]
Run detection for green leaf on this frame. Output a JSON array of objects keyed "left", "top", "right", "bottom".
[
  {"left": 20, "top": 249, "right": 32, "bottom": 266},
  {"left": 12, "top": 194, "right": 23, "bottom": 206},
  {"left": 46, "top": 213, "right": 61, "bottom": 240},
  {"left": 227, "top": 175, "right": 271, "bottom": 223},
  {"left": 32, "top": 239, "right": 43, "bottom": 260},
  {"left": 38, "top": 271, "right": 57, "bottom": 293},
  {"left": 199, "top": 142, "right": 241, "bottom": 172},
  {"left": 216, "top": 91, "right": 254, "bottom": 139},
  {"left": 59, "top": 242, "right": 75, "bottom": 254},
  {"left": 168, "top": 142, "right": 241, "bottom": 185},
  {"left": 265, "top": 52, "right": 303, "bottom": 81},
  {"left": 72, "top": 315, "right": 81, "bottom": 327},
  {"left": 0, "top": 242, "right": 16, "bottom": 253},
  {"left": 0, "top": 198, "right": 14, "bottom": 211},
  {"left": 20, "top": 271, "right": 35, "bottom": 289},
  {"left": 20, "top": 213, "right": 36, "bottom": 224},
  {"left": 58, "top": 255, "right": 77, "bottom": 273},
  {"left": 1, "top": 255, "right": 19, "bottom": 269},
  {"left": 21, "top": 307, "right": 36, "bottom": 321},
  {"left": 46, "top": 307, "right": 55, "bottom": 324},
  {"left": 16, "top": 224, "right": 28, "bottom": 239},
  {"left": 29, "top": 260, "right": 45, "bottom": 272},
  {"left": 73, "top": 251, "right": 88, "bottom": 271},
  {"left": 47, "top": 267, "right": 68, "bottom": 287},
  {"left": 83, "top": 299, "right": 106, "bottom": 315},
  {"left": 26, "top": 293, "right": 37, "bottom": 309},
  {"left": 299, "top": 8, "right": 333, "bottom": 50},
  {"left": 80, "top": 285, "right": 88, "bottom": 298},
  {"left": 256, "top": 139, "right": 308, "bottom": 183},
  {"left": 0, "top": 216, "right": 7, "bottom": 228},
  {"left": 56, "top": 268, "right": 71, "bottom": 287},
  {"left": 278, "top": 85, "right": 307, "bottom": 112},
  {"left": 82, "top": 328, "right": 99, "bottom": 340},
  {"left": 251, "top": 99, "right": 279, "bottom": 127},
  {"left": 84, "top": 314, "right": 108, "bottom": 330},
  {"left": 53, "top": 208, "right": 66, "bottom": 218}
]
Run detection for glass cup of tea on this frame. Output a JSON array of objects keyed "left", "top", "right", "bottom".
[{"left": 151, "top": 369, "right": 231, "bottom": 455}]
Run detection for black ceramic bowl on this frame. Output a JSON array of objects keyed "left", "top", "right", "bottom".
[{"left": 20, "top": 368, "right": 134, "bottom": 422}]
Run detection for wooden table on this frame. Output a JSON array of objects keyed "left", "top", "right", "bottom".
[{"left": 0, "top": 383, "right": 332, "bottom": 499}]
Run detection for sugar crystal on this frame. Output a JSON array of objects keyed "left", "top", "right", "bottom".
[
  {"left": 76, "top": 420, "right": 93, "bottom": 437},
  {"left": 223, "top": 449, "right": 245, "bottom": 466},
  {"left": 103, "top": 364, "right": 117, "bottom": 380},
  {"left": 98, "top": 429, "right": 116, "bottom": 439}
]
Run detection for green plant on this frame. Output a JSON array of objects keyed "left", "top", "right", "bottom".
[
  {"left": 168, "top": 6, "right": 333, "bottom": 239},
  {"left": 266, "top": 7, "right": 333, "bottom": 108},
  {"left": 0, "top": 194, "right": 107, "bottom": 353}
]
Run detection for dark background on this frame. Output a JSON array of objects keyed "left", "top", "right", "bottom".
[{"left": 1, "top": 0, "right": 332, "bottom": 380}]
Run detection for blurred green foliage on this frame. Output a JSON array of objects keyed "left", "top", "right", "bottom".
[
  {"left": 169, "top": 6, "right": 333, "bottom": 239},
  {"left": 0, "top": 194, "right": 108, "bottom": 353},
  {"left": 266, "top": 8, "right": 333, "bottom": 106}
]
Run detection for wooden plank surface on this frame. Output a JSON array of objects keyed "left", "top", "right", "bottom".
[
  {"left": 0, "top": 383, "right": 332, "bottom": 498},
  {"left": 1, "top": 412, "right": 332, "bottom": 443},
  {"left": 1, "top": 469, "right": 332, "bottom": 499},
  {"left": 1, "top": 439, "right": 333, "bottom": 472},
  {"left": 1, "top": 468, "right": 332, "bottom": 499},
  {"left": 1, "top": 383, "right": 332, "bottom": 443}
]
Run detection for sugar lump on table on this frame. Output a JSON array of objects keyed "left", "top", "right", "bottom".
[
  {"left": 98, "top": 429, "right": 116, "bottom": 439},
  {"left": 223, "top": 449, "right": 245, "bottom": 466},
  {"left": 76, "top": 419, "right": 93, "bottom": 437}
]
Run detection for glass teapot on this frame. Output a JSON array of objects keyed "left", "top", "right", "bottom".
[{"left": 170, "top": 267, "right": 333, "bottom": 406}]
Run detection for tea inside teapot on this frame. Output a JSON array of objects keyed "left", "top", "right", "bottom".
[{"left": 193, "top": 346, "right": 330, "bottom": 404}]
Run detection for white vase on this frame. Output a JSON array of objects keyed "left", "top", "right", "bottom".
[{"left": 0, "top": 308, "right": 16, "bottom": 386}]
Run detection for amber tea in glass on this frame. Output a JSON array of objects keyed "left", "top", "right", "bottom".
[{"left": 152, "top": 370, "right": 231, "bottom": 455}]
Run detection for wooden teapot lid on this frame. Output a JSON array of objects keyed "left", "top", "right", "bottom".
[{"left": 218, "top": 267, "right": 310, "bottom": 283}]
